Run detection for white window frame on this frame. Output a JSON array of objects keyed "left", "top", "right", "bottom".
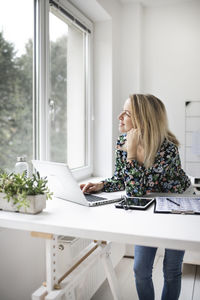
[{"left": 34, "top": 0, "right": 93, "bottom": 180}]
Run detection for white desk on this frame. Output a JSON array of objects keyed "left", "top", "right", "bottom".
[
  {"left": 0, "top": 197, "right": 200, "bottom": 252},
  {"left": 1, "top": 197, "right": 200, "bottom": 299}
]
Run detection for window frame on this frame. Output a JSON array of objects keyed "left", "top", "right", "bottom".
[{"left": 34, "top": 0, "right": 93, "bottom": 180}]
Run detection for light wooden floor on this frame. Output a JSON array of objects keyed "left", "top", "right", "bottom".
[{"left": 92, "top": 256, "right": 200, "bottom": 300}]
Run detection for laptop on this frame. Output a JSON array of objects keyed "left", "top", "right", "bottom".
[{"left": 32, "top": 160, "right": 123, "bottom": 207}]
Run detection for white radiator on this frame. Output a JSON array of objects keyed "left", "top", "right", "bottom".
[{"left": 57, "top": 236, "right": 125, "bottom": 299}]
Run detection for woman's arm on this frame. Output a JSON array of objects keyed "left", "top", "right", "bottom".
[
  {"left": 80, "top": 136, "right": 126, "bottom": 194},
  {"left": 124, "top": 141, "right": 191, "bottom": 197},
  {"left": 102, "top": 152, "right": 125, "bottom": 192},
  {"left": 103, "top": 132, "right": 144, "bottom": 193},
  {"left": 102, "top": 136, "right": 126, "bottom": 192}
]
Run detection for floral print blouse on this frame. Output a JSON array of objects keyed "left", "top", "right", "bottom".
[{"left": 102, "top": 134, "right": 191, "bottom": 197}]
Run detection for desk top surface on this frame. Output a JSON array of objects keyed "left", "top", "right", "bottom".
[{"left": 0, "top": 196, "right": 200, "bottom": 251}]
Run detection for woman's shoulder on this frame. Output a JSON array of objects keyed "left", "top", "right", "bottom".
[{"left": 158, "top": 138, "right": 179, "bottom": 156}]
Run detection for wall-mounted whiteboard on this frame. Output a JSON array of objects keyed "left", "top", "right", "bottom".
[{"left": 185, "top": 101, "right": 200, "bottom": 177}]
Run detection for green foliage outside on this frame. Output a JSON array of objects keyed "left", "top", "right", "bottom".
[
  {"left": 0, "top": 32, "right": 33, "bottom": 172},
  {"left": 0, "top": 31, "right": 68, "bottom": 172}
]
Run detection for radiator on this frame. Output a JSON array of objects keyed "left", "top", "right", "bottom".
[{"left": 57, "top": 236, "right": 125, "bottom": 299}]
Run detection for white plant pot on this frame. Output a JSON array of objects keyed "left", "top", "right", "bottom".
[{"left": 0, "top": 193, "right": 46, "bottom": 214}]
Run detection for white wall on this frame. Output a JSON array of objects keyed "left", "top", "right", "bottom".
[
  {"left": 120, "top": 3, "right": 143, "bottom": 102},
  {"left": 141, "top": 0, "right": 200, "bottom": 163},
  {"left": 0, "top": 229, "right": 45, "bottom": 300},
  {"left": 118, "top": 0, "right": 200, "bottom": 167}
]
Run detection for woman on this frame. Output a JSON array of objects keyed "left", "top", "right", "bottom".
[{"left": 80, "top": 94, "right": 191, "bottom": 300}]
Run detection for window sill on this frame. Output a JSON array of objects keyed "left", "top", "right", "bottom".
[{"left": 78, "top": 176, "right": 104, "bottom": 184}]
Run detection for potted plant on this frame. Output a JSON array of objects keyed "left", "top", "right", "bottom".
[{"left": 0, "top": 171, "right": 53, "bottom": 214}]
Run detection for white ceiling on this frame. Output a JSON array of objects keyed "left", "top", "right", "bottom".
[
  {"left": 119, "top": 0, "right": 194, "bottom": 6},
  {"left": 68, "top": 0, "right": 196, "bottom": 22}
]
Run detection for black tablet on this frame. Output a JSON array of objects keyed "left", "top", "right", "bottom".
[{"left": 115, "top": 197, "right": 155, "bottom": 210}]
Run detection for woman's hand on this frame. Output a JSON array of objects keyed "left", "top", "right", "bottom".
[
  {"left": 80, "top": 182, "right": 104, "bottom": 194},
  {"left": 126, "top": 128, "right": 139, "bottom": 160},
  {"left": 127, "top": 129, "right": 145, "bottom": 164}
]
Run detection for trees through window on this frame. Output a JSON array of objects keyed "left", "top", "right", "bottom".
[
  {"left": 0, "top": 0, "right": 92, "bottom": 177},
  {"left": 0, "top": 0, "right": 33, "bottom": 172}
]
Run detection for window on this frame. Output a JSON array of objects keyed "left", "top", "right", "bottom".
[
  {"left": 0, "top": 0, "right": 33, "bottom": 172},
  {"left": 0, "top": 0, "right": 93, "bottom": 179},
  {"left": 48, "top": 1, "right": 93, "bottom": 177}
]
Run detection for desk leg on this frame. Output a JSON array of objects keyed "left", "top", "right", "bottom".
[
  {"left": 101, "top": 245, "right": 123, "bottom": 300},
  {"left": 32, "top": 234, "right": 65, "bottom": 300},
  {"left": 46, "top": 235, "right": 59, "bottom": 292},
  {"left": 31, "top": 232, "right": 59, "bottom": 300}
]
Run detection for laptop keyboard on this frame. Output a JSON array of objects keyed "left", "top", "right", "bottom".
[{"left": 85, "top": 194, "right": 107, "bottom": 202}]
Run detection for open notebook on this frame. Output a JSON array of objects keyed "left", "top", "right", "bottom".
[{"left": 155, "top": 196, "right": 200, "bottom": 214}]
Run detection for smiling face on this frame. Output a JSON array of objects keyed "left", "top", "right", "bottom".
[{"left": 118, "top": 98, "right": 133, "bottom": 133}]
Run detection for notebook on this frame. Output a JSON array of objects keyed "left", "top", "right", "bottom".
[
  {"left": 154, "top": 196, "right": 200, "bottom": 214},
  {"left": 32, "top": 160, "right": 123, "bottom": 207}
]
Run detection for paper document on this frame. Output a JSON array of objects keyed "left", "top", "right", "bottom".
[{"left": 155, "top": 197, "right": 200, "bottom": 214}]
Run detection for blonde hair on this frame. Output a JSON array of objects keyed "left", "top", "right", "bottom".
[{"left": 129, "top": 94, "right": 179, "bottom": 168}]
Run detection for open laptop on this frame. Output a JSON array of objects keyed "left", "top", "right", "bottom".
[{"left": 32, "top": 160, "right": 123, "bottom": 207}]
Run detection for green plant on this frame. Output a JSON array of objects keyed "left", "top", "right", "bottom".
[{"left": 0, "top": 171, "right": 53, "bottom": 210}]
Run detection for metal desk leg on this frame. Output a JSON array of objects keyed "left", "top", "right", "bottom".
[{"left": 32, "top": 233, "right": 63, "bottom": 300}]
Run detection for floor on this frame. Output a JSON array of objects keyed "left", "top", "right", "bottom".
[{"left": 91, "top": 256, "right": 200, "bottom": 300}]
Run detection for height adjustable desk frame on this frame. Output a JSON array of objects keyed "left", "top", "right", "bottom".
[{"left": 32, "top": 234, "right": 121, "bottom": 300}]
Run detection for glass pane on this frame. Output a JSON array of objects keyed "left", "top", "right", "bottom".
[
  {"left": 0, "top": 0, "right": 33, "bottom": 172},
  {"left": 49, "top": 11, "right": 86, "bottom": 169}
]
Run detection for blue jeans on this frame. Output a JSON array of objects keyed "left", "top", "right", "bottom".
[{"left": 133, "top": 245, "right": 185, "bottom": 300}]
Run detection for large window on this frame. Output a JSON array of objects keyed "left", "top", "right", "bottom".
[
  {"left": 0, "top": 0, "right": 92, "bottom": 178},
  {"left": 0, "top": 0, "right": 33, "bottom": 172}
]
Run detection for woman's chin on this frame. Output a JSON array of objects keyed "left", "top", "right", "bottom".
[{"left": 119, "top": 126, "right": 126, "bottom": 133}]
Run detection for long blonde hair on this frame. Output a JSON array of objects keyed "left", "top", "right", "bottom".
[{"left": 129, "top": 94, "right": 179, "bottom": 168}]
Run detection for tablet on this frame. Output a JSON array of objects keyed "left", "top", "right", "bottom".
[{"left": 115, "top": 197, "right": 155, "bottom": 210}]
